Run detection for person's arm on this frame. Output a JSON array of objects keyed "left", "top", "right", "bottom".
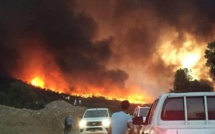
[
  {"left": 127, "top": 114, "right": 134, "bottom": 134},
  {"left": 127, "top": 122, "right": 134, "bottom": 134},
  {"left": 108, "top": 125, "right": 111, "bottom": 134}
]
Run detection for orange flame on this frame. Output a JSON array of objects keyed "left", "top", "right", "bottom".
[
  {"left": 31, "top": 77, "right": 44, "bottom": 88},
  {"left": 12, "top": 37, "right": 153, "bottom": 104},
  {"left": 12, "top": 34, "right": 213, "bottom": 105},
  {"left": 159, "top": 32, "right": 210, "bottom": 80}
]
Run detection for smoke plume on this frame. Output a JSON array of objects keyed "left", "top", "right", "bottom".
[{"left": 1, "top": 0, "right": 215, "bottom": 103}]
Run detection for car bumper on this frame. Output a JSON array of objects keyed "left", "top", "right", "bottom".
[{"left": 80, "top": 126, "right": 108, "bottom": 134}]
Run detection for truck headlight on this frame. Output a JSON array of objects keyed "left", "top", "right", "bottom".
[
  {"left": 79, "top": 120, "right": 86, "bottom": 128},
  {"left": 102, "top": 119, "right": 110, "bottom": 127}
]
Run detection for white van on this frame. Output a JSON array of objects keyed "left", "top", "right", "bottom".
[{"left": 140, "top": 92, "right": 215, "bottom": 134}]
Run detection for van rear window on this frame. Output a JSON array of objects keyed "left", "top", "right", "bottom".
[
  {"left": 207, "top": 97, "right": 215, "bottom": 120},
  {"left": 187, "top": 97, "right": 205, "bottom": 120},
  {"left": 161, "top": 97, "right": 185, "bottom": 120}
]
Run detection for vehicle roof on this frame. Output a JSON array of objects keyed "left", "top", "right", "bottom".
[
  {"left": 85, "top": 108, "right": 109, "bottom": 111},
  {"left": 159, "top": 92, "right": 215, "bottom": 98},
  {"left": 136, "top": 106, "right": 150, "bottom": 109},
  {"left": 139, "top": 106, "right": 150, "bottom": 108}
]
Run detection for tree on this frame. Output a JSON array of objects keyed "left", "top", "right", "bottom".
[
  {"left": 188, "top": 80, "right": 213, "bottom": 92},
  {"left": 8, "top": 81, "right": 37, "bottom": 108},
  {"left": 172, "top": 68, "right": 213, "bottom": 92},
  {"left": 173, "top": 68, "right": 192, "bottom": 92},
  {"left": 0, "top": 91, "right": 8, "bottom": 104},
  {"left": 205, "top": 41, "right": 215, "bottom": 80}
]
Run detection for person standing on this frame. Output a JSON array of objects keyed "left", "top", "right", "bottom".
[
  {"left": 64, "top": 115, "right": 73, "bottom": 134},
  {"left": 108, "top": 100, "right": 134, "bottom": 134},
  {"left": 79, "top": 99, "right": 82, "bottom": 106},
  {"left": 73, "top": 99, "right": 77, "bottom": 106}
]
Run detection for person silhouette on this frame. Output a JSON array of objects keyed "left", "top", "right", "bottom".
[{"left": 64, "top": 115, "right": 73, "bottom": 134}]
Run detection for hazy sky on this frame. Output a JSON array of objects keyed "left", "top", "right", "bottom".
[{"left": 0, "top": 0, "right": 215, "bottom": 103}]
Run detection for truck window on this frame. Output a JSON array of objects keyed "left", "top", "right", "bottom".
[
  {"left": 84, "top": 110, "right": 108, "bottom": 117},
  {"left": 161, "top": 97, "right": 184, "bottom": 120},
  {"left": 187, "top": 97, "right": 205, "bottom": 120},
  {"left": 207, "top": 96, "right": 215, "bottom": 120},
  {"left": 139, "top": 107, "right": 149, "bottom": 117},
  {"left": 147, "top": 99, "right": 158, "bottom": 124}
]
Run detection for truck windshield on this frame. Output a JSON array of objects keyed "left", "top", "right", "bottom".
[
  {"left": 139, "top": 108, "right": 149, "bottom": 117},
  {"left": 84, "top": 110, "right": 108, "bottom": 117}
]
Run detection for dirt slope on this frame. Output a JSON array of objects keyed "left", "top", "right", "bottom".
[{"left": 0, "top": 100, "right": 86, "bottom": 134}]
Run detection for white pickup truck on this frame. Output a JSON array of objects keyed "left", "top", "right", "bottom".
[
  {"left": 79, "top": 108, "right": 111, "bottom": 134},
  {"left": 140, "top": 92, "right": 215, "bottom": 134}
]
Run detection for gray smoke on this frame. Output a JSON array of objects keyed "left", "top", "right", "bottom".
[{"left": 1, "top": 0, "right": 215, "bottom": 100}]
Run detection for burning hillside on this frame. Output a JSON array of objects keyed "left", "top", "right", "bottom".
[{"left": 0, "top": 0, "right": 215, "bottom": 103}]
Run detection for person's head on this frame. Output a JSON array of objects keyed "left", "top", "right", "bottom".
[{"left": 121, "top": 100, "right": 130, "bottom": 110}]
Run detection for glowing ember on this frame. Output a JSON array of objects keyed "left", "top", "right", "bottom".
[{"left": 31, "top": 77, "right": 45, "bottom": 88}]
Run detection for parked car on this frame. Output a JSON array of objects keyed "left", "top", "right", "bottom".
[
  {"left": 133, "top": 106, "right": 150, "bottom": 133},
  {"left": 79, "top": 108, "right": 111, "bottom": 134},
  {"left": 140, "top": 92, "right": 215, "bottom": 134}
]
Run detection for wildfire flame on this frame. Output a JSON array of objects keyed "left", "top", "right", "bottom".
[
  {"left": 31, "top": 77, "right": 44, "bottom": 88},
  {"left": 29, "top": 78, "right": 151, "bottom": 104},
  {"left": 12, "top": 38, "right": 153, "bottom": 104},
  {"left": 14, "top": 34, "right": 211, "bottom": 104},
  {"left": 159, "top": 32, "right": 208, "bottom": 80},
  {"left": 182, "top": 53, "right": 201, "bottom": 68},
  {"left": 2, "top": 0, "right": 215, "bottom": 105}
]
